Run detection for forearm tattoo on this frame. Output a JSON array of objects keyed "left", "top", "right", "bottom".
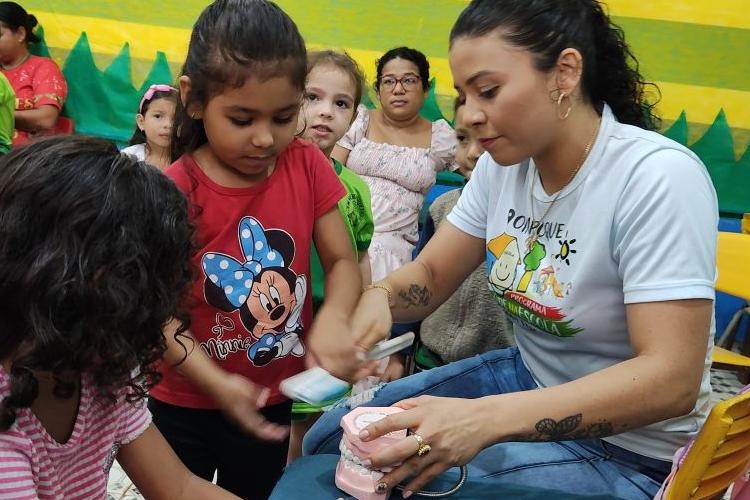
[
  {"left": 512, "top": 414, "right": 616, "bottom": 442},
  {"left": 398, "top": 284, "right": 432, "bottom": 309}
]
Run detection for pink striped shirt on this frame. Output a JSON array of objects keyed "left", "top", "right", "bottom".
[{"left": 0, "top": 367, "right": 151, "bottom": 499}]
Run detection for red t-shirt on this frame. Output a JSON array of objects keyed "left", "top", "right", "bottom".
[
  {"left": 151, "top": 139, "right": 346, "bottom": 408},
  {"left": 1, "top": 55, "right": 67, "bottom": 146}
]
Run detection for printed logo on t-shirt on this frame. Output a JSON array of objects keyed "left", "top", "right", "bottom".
[
  {"left": 200, "top": 216, "right": 306, "bottom": 366},
  {"left": 342, "top": 192, "right": 366, "bottom": 229},
  {"left": 486, "top": 210, "right": 582, "bottom": 338}
]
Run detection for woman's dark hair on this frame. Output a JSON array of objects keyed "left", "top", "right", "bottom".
[
  {"left": 307, "top": 50, "right": 366, "bottom": 110},
  {"left": 171, "top": 0, "right": 307, "bottom": 161},
  {"left": 0, "top": 136, "right": 195, "bottom": 430},
  {"left": 0, "top": 2, "right": 40, "bottom": 44},
  {"left": 375, "top": 47, "right": 430, "bottom": 93},
  {"left": 128, "top": 89, "right": 178, "bottom": 146},
  {"left": 449, "top": 0, "right": 659, "bottom": 130}
]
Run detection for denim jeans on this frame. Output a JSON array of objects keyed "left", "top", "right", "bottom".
[{"left": 302, "top": 347, "right": 671, "bottom": 499}]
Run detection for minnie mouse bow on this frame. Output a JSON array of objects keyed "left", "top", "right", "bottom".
[{"left": 202, "top": 216, "right": 284, "bottom": 307}]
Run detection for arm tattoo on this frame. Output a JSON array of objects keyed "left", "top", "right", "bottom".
[
  {"left": 398, "top": 284, "right": 432, "bottom": 309},
  {"left": 511, "top": 414, "right": 615, "bottom": 442}
]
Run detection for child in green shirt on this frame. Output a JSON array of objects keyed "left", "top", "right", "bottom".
[
  {"left": 289, "top": 50, "right": 374, "bottom": 460},
  {"left": 301, "top": 51, "right": 374, "bottom": 307},
  {"left": 309, "top": 159, "right": 373, "bottom": 311}
]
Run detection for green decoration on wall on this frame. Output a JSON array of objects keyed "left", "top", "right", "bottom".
[
  {"left": 23, "top": 27, "right": 750, "bottom": 216},
  {"left": 28, "top": 26, "right": 51, "bottom": 58},
  {"left": 690, "top": 110, "right": 750, "bottom": 216},
  {"left": 663, "top": 111, "right": 689, "bottom": 146},
  {"left": 61, "top": 33, "right": 172, "bottom": 143},
  {"left": 419, "top": 78, "right": 446, "bottom": 123},
  {"left": 691, "top": 110, "right": 735, "bottom": 165}
]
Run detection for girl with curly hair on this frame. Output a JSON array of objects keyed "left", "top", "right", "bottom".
[{"left": 0, "top": 136, "right": 238, "bottom": 499}]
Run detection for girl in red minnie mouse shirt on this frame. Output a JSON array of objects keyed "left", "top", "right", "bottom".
[{"left": 147, "top": 2, "right": 372, "bottom": 498}]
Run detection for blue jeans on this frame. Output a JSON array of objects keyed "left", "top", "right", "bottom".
[{"left": 302, "top": 347, "right": 671, "bottom": 499}]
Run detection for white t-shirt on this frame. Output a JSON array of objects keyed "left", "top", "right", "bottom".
[
  {"left": 121, "top": 143, "right": 146, "bottom": 161},
  {"left": 447, "top": 104, "right": 717, "bottom": 461}
]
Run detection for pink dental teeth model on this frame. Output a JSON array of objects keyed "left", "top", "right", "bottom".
[
  {"left": 336, "top": 407, "right": 406, "bottom": 500},
  {"left": 335, "top": 406, "right": 468, "bottom": 499}
]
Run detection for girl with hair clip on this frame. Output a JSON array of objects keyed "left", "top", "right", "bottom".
[
  {"left": 298, "top": 0, "right": 718, "bottom": 498},
  {"left": 149, "top": 1, "right": 374, "bottom": 497},
  {"left": 0, "top": 1, "right": 67, "bottom": 146},
  {"left": 122, "top": 84, "right": 178, "bottom": 170},
  {"left": 0, "top": 136, "right": 239, "bottom": 499}
]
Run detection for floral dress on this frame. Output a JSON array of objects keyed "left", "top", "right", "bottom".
[{"left": 337, "top": 105, "right": 457, "bottom": 281}]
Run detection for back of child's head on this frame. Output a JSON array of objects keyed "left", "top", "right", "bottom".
[
  {"left": 307, "top": 50, "right": 366, "bottom": 111},
  {"left": 172, "top": 0, "right": 307, "bottom": 160},
  {"left": 0, "top": 136, "right": 195, "bottom": 430},
  {"left": 128, "top": 84, "right": 178, "bottom": 146}
]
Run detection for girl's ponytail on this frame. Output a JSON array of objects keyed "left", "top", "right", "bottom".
[
  {"left": 585, "top": 2, "right": 659, "bottom": 130},
  {"left": 25, "top": 13, "right": 39, "bottom": 43}
]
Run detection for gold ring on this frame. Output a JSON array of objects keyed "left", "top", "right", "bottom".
[
  {"left": 412, "top": 433, "right": 431, "bottom": 457},
  {"left": 412, "top": 433, "right": 424, "bottom": 454},
  {"left": 417, "top": 444, "right": 432, "bottom": 457}
]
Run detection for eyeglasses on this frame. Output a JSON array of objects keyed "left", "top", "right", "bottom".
[
  {"left": 380, "top": 74, "right": 422, "bottom": 92},
  {"left": 139, "top": 84, "right": 177, "bottom": 113}
]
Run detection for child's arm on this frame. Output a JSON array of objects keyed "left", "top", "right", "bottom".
[
  {"left": 14, "top": 106, "right": 60, "bottom": 132},
  {"left": 331, "top": 145, "right": 350, "bottom": 166},
  {"left": 118, "top": 424, "right": 241, "bottom": 499},
  {"left": 0, "top": 444, "right": 38, "bottom": 498},
  {"left": 307, "top": 207, "right": 374, "bottom": 381},
  {"left": 358, "top": 251, "right": 372, "bottom": 286},
  {"left": 162, "top": 320, "right": 288, "bottom": 441}
]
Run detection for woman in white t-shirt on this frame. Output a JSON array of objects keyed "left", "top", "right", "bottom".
[{"left": 300, "top": 1, "right": 717, "bottom": 498}]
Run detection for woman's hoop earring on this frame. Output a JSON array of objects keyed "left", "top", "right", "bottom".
[{"left": 557, "top": 92, "right": 573, "bottom": 120}]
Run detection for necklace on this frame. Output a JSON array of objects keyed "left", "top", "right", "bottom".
[
  {"left": 1, "top": 52, "right": 30, "bottom": 71},
  {"left": 527, "top": 119, "right": 600, "bottom": 249}
]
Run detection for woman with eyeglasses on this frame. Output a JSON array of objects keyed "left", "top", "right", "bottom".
[{"left": 332, "top": 47, "right": 457, "bottom": 293}]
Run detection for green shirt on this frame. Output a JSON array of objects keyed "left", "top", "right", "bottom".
[
  {"left": 0, "top": 73, "right": 15, "bottom": 154},
  {"left": 311, "top": 159, "right": 374, "bottom": 312}
]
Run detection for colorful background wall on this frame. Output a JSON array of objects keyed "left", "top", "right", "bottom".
[{"left": 21, "top": 0, "right": 750, "bottom": 215}]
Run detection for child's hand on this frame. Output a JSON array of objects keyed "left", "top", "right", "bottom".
[
  {"left": 307, "top": 306, "right": 379, "bottom": 382},
  {"left": 214, "top": 373, "right": 289, "bottom": 441},
  {"left": 381, "top": 353, "right": 406, "bottom": 382}
]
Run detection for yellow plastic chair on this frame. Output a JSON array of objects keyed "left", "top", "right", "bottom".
[
  {"left": 663, "top": 388, "right": 750, "bottom": 499},
  {"left": 712, "top": 232, "right": 750, "bottom": 369}
]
